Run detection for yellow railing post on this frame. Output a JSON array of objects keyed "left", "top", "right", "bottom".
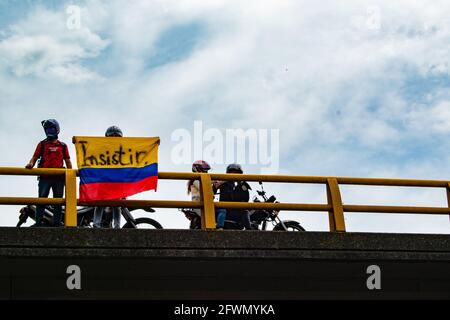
[
  {"left": 326, "top": 178, "right": 346, "bottom": 232},
  {"left": 200, "top": 173, "right": 216, "bottom": 230},
  {"left": 65, "top": 169, "right": 77, "bottom": 227},
  {"left": 446, "top": 183, "right": 450, "bottom": 222}
]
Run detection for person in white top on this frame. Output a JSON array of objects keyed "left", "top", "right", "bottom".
[{"left": 187, "top": 160, "right": 225, "bottom": 229}]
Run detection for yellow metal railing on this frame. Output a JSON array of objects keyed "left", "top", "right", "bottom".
[
  {"left": 0, "top": 168, "right": 78, "bottom": 227},
  {"left": 0, "top": 167, "right": 450, "bottom": 231}
]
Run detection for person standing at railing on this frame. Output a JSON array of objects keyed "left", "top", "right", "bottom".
[
  {"left": 213, "top": 163, "right": 254, "bottom": 230},
  {"left": 187, "top": 160, "right": 226, "bottom": 229},
  {"left": 93, "top": 126, "right": 123, "bottom": 229},
  {"left": 25, "top": 119, "right": 72, "bottom": 227}
]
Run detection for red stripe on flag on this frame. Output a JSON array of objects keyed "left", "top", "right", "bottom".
[{"left": 79, "top": 175, "right": 158, "bottom": 201}]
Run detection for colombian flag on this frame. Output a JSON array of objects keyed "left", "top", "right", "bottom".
[{"left": 73, "top": 136, "right": 160, "bottom": 201}]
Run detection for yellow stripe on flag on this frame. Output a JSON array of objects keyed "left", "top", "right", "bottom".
[{"left": 72, "top": 136, "right": 160, "bottom": 169}]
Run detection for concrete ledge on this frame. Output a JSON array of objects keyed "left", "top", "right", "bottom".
[
  {"left": 0, "top": 227, "right": 449, "bottom": 252},
  {"left": 0, "top": 228, "right": 449, "bottom": 299}
]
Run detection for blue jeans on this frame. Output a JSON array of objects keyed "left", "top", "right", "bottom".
[
  {"left": 216, "top": 208, "right": 226, "bottom": 228},
  {"left": 94, "top": 207, "right": 121, "bottom": 229},
  {"left": 36, "top": 177, "right": 65, "bottom": 226}
]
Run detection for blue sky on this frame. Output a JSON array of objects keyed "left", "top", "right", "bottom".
[
  {"left": 0, "top": 0, "right": 449, "bottom": 232},
  {"left": 146, "top": 21, "right": 207, "bottom": 70}
]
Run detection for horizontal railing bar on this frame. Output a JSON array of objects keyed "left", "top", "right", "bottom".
[
  {"left": 158, "top": 172, "right": 202, "bottom": 180},
  {"left": 344, "top": 205, "right": 450, "bottom": 214},
  {"left": 0, "top": 168, "right": 65, "bottom": 176},
  {"left": 159, "top": 172, "right": 450, "bottom": 187},
  {"left": 0, "top": 197, "right": 65, "bottom": 205},
  {"left": 337, "top": 177, "right": 449, "bottom": 188},
  {"left": 0, "top": 198, "right": 448, "bottom": 215},
  {"left": 165, "top": 173, "right": 450, "bottom": 188},
  {"left": 208, "top": 173, "right": 328, "bottom": 184},
  {"left": 1, "top": 168, "right": 449, "bottom": 188}
]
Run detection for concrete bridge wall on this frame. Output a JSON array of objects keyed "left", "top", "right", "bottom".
[{"left": 0, "top": 228, "right": 449, "bottom": 299}]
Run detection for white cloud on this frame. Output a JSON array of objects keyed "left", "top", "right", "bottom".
[
  {"left": 0, "top": 6, "right": 108, "bottom": 83},
  {"left": 408, "top": 101, "right": 450, "bottom": 133}
]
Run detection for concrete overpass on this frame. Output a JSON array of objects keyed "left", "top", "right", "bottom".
[{"left": 0, "top": 227, "right": 449, "bottom": 299}]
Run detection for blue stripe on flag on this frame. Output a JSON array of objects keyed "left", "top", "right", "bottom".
[{"left": 80, "top": 163, "right": 158, "bottom": 184}]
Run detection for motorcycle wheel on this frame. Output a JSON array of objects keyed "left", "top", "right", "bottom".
[
  {"left": 123, "top": 217, "right": 163, "bottom": 229},
  {"left": 273, "top": 221, "right": 305, "bottom": 231}
]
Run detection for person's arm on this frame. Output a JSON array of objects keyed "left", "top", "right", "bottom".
[
  {"left": 242, "top": 182, "right": 251, "bottom": 202},
  {"left": 212, "top": 180, "right": 224, "bottom": 194},
  {"left": 234, "top": 182, "right": 250, "bottom": 202},
  {"left": 63, "top": 144, "right": 72, "bottom": 169},
  {"left": 25, "top": 156, "right": 38, "bottom": 169},
  {"left": 192, "top": 180, "right": 199, "bottom": 188},
  {"left": 25, "top": 143, "right": 41, "bottom": 169},
  {"left": 65, "top": 159, "right": 73, "bottom": 169}
]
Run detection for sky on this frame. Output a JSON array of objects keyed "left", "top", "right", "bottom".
[{"left": 0, "top": 0, "right": 449, "bottom": 233}]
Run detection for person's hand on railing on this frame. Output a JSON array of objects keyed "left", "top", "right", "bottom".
[
  {"left": 213, "top": 180, "right": 224, "bottom": 189},
  {"left": 25, "top": 156, "right": 37, "bottom": 169}
]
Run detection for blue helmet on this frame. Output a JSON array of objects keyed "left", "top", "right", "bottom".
[{"left": 41, "top": 119, "right": 60, "bottom": 139}]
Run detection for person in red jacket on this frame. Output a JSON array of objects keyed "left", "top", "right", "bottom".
[{"left": 25, "top": 119, "right": 72, "bottom": 227}]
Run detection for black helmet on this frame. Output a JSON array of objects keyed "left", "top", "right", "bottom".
[
  {"left": 41, "top": 119, "right": 60, "bottom": 139},
  {"left": 226, "top": 163, "right": 243, "bottom": 173},
  {"left": 105, "top": 126, "right": 123, "bottom": 137}
]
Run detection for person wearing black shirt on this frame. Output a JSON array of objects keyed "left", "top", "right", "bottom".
[{"left": 213, "top": 163, "right": 254, "bottom": 230}]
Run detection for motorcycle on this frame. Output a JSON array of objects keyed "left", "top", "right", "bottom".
[
  {"left": 180, "top": 208, "right": 202, "bottom": 230},
  {"left": 181, "top": 182, "right": 305, "bottom": 231},
  {"left": 17, "top": 204, "right": 163, "bottom": 229}
]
